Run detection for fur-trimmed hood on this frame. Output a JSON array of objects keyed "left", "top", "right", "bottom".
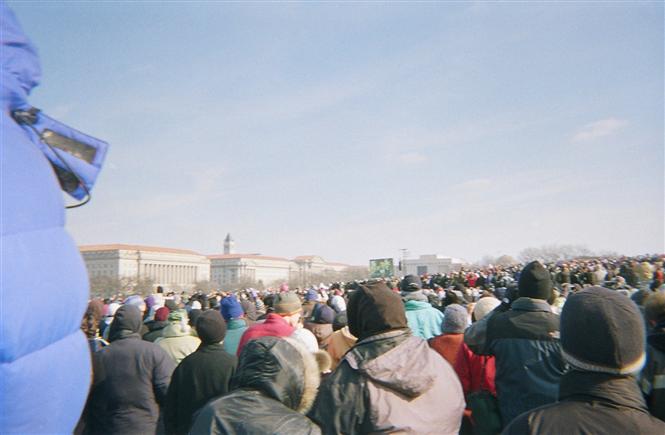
[{"left": 232, "top": 336, "right": 320, "bottom": 414}]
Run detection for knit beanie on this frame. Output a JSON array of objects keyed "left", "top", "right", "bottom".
[
  {"left": 561, "top": 286, "right": 645, "bottom": 375},
  {"left": 443, "top": 304, "right": 469, "bottom": 334},
  {"left": 473, "top": 297, "right": 501, "bottom": 321},
  {"left": 196, "top": 310, "right": 227, "bottom": 345},
  {"left": 154, "top": 306, "right": 170, "bottom": 322},
  {"left": 312, "top": 304, "right": 336, "bottom": 325},
  {"left": 221, "top": 295, "right": 244, "bottom": 321},
  {"left": 400, "top": 275, "right": 422, "bottom": 292},
  {"left": 518, "top": 261, "right": 553, "bottom": 300},
  {"left": 305, "top": 289, "right": 319, "bottom": 302},
  {"left": 274, "top": 292, "right": 302, "bottom": 315}
]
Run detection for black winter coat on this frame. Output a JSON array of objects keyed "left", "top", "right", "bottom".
[
  {"left": 642, "top": 323, "right": 665, "bottom": 422},
  {"left": 464, "top": 297, "right": 567, "bottom": 426},
  {"left": 503, "top": 371, "right": 665, "bottom": 435},
  {"left": 190, "top": 336, "right": 321, "bottom": 435},
  {"left": 84, "top": 305, "right": 176, "bottom": 435},
  {"left": 164, "top": 343, "right": 237, "bottom": 435}
]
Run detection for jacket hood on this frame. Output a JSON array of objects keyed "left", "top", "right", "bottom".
[
  {"left": 347, "top": 331, "right": 434, "bottom": 398},
  {"left": 404, "top": 299, "right": 432, "bottom": 311},
  {"left": 233, "top": 336, "right": 320, "bottom": 414},
  {"left": 161, "top": 322, "right": 192, "bottom": 338},
  {"left": 108, "top": 305, "right": 142, "bottom": 342},
  {"left": 348, "top": 281, "right": 408, "bottom": 341}
]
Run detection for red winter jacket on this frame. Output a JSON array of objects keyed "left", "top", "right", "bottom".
[{"left": 454, "top": 341, "right": 496, "bottom": 397}]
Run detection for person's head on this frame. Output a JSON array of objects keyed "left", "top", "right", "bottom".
[
  {"left": 305, "top": 288, "right": 319, "bottom": 302},
  {"left": 108, "top": 304, "right": 142, "bottom": 342},
  {"left": 347, "top": 281, "right": 408, "bottom": 341},
  {"left": 518, "top": 261, "right": 553, "bottom": 301},
  {"left": 233, "top": 336, "right": 320, "bottom": 413},
  {"left": 442, "top": 304, "right": 469, "bottom": 334},
  {"left": 273, "top": 292, "right": 303, "bottom": 327},
  {"left": 154, "top": 306, "right": 170, "bottom": 322},
  {"left": 311, "top": 304, "right": 335, "bottom": 325},
  {"left": 220, "top": 295, "right": 245, "bottom": 322},
  {"left": 645, "top": 292, "right": 665, "bottom": 326},
  {"left": 196, "top": 310, "right": 227, "bottom": 345},
  {"left": 400, "top": 275, "right": 422, "bottom": 293},
  {"left": 168, "top": 309, "right": 190, "bottom": 333},
  {"left": 561, "top": 286, "right": 645, "bottom": 375},
  {"left": 82, "top": 299, "right": 104, "bottom": 338},
  {"left": 124, "top": 294, "right": 147, "bottom": 314}
]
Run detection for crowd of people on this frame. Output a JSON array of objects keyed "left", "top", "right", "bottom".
[{"left": 76, "top": 255, "right": 665, "bottom": 434}]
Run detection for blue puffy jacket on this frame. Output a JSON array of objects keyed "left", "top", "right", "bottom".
[{"left": 0, "top": 3, "right": 100, "bottom": 433}]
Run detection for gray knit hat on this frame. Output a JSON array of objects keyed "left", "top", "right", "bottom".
[
  {"left": 442, "top": 304, "right": 469, "bottom": 334},
  {"left": 561, "top": 286, "right": 645, "bottom": 375},
  {"left": 273, "top": 292, "right": 302, "bottom": 316}
]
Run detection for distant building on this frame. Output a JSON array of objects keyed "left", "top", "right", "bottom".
[
  {"left": 80, "top": 244, "right": 210, "bottom": 289},
  {"left": 223, "top": 233, "right": 235, "bottom": 255},
  {"left": 80, "top": 237, "right": 352, "bottom": 291},
  {"left": 402, "top": 254, "right": 464, "bottom": 276},
  {"left": 209, "top": 254, "right": 294, "bottom": 288},
  {"left": 208, "top": 236, "right": 350, "bottom": 288}
]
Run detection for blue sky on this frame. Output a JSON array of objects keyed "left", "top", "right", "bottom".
[{"left": 9, "top": 1, "right": 664, "bottom": 265}]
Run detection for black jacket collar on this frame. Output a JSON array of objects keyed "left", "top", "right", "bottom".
[{"left": 559, "top": 370, "right": 648, "bottom": 412}]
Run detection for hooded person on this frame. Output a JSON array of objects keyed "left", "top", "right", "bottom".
[
  {"left": 236, "top": 292, "right": 302, "bottom": 355},
  {"left": 309, "top": 281, "right": 465, "bottom": 434},
  {"left": 401, "top": 274, "right": 445, "bottom": 339},
  {"left": 428, "top": 304, "right": 469, "bottom": 366},
  {"left": 220, "top": 295, "right": 248, "bottom": 355},
  {"left": 143, "top": 306, "right": 170, "bottom": 342},
  {"left": 82, "top": 305, "right": 176, "bottom": 435},
  {"left": 504, "top": 287, "right": 665, "bottom": 434},
  {"left": 164, "top": 310, "right": 237, "bottom": 435},
  {"left": 190, "top": 336, "right": 322, "bottom": 435},
  {"left": 464, "top": 261, "right": 567, "bottom": 428},
  {"left": 155, "top": 309, "right": 201, "bottom": 364}
]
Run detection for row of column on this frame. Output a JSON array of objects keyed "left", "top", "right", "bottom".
[{"left": 143, "top": 263, "right": 198, "bottom": 285}]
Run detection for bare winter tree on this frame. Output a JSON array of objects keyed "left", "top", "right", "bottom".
[{"left": 518, "top": 244, "right": 593, "bottom": 263}]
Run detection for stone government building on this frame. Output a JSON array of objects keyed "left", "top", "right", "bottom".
[{"left": 80, "top": 234, "right": 350, "bottom": 290}]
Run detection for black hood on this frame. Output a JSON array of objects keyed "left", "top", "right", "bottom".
[
  {"left": 348, "top": 281, "right": 408, "bottom": 341},
  {"left": 232, "top": 336, "right": 319, "bottom": 413},
  {"left": 108, "top": 305, "right": 142, "bottom": 342}
]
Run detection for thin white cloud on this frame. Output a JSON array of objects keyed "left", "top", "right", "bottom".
[
  {"left": 572, "top": 118, "right": 628, "bottom": 142},
  {"left": 387, "top": 152, "right": 427, "bottom": 164},
  {"left": 451, "top": 178, "right": 492, "bottom": 191}
]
